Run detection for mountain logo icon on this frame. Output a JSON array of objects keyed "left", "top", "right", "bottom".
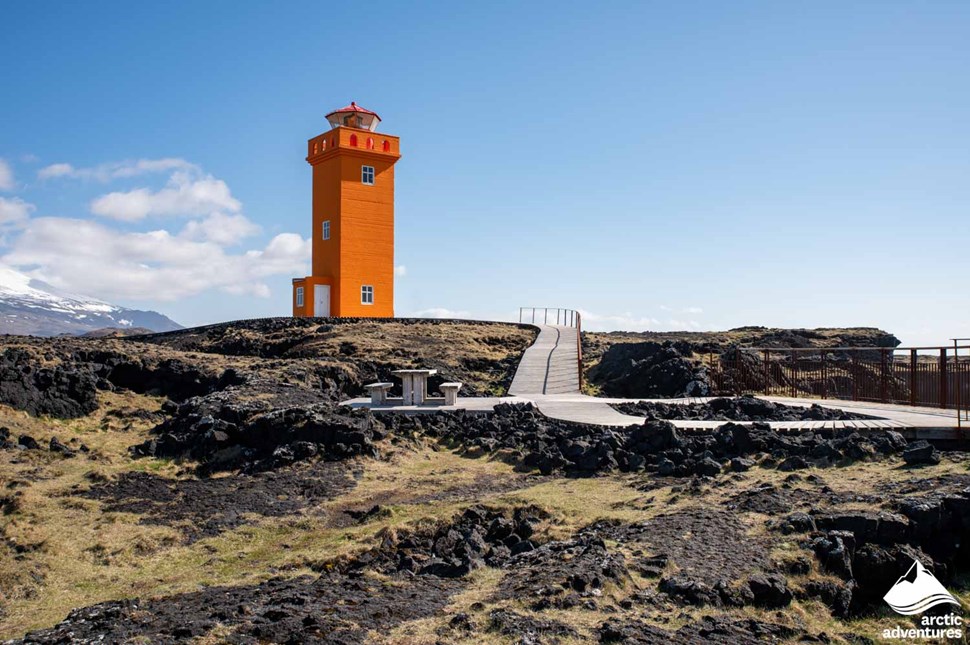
[{"left": 883, "top": 559, "right": 961, "bottom": 615}]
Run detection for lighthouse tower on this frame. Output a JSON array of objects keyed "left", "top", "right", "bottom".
[{"left": 292, "top": 102, "right": 401, "bottom": 318}]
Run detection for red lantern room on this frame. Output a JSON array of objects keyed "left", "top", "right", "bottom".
[{"left": 325, "top": 102, "right": 381, "bottom": 131}]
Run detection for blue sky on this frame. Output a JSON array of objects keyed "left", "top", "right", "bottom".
[{"left": 1, "top": 1, "right": 968, "bottom": 345}]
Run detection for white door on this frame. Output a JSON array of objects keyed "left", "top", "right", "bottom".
[{"left": 313, "top": 285, "right": 330, "bottom": 317}]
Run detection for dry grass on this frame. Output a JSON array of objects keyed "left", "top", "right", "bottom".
[
  {"left": 0, "top": 391, "right": 184, "bottom": 637},
  {"left": 2, "top": 380, "right": 967, "bottom": 642},
  {"left": 0, "top": 319, "right": 539, "bottom": 637},
  {"left": 141, "top": 319, "right": 538, "bottom": 396},
  {"left": 381, "top": 567, "right": 507, "bottom": 644},
  {"left": 0, "top": 406, "right": 529, "bottom": 639},
  {"left": 0, "top": 399, "right": 681, "bottom": 641},
  {"left": 381, "top": 564, "right": 637, "bottom": 644}
]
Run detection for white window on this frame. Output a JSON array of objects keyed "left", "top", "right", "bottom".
[
  {"left": 361, "top": 285, "right": 374, "bottom": 305},
  {"left": 295, "top": 287, "right": 304, "bottom": 307},
  {"left": 322, "top": 220, "right": 330, "bottom": 240},
  {"left": 361, "top": 165, "right": 375, "bottom": 185}
]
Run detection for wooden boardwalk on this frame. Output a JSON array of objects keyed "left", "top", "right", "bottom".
[{"left": 508, "top": 325, "right": 580, "bottom": 395}]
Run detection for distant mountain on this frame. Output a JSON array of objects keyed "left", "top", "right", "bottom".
[{"left": 0, "top": 265, "right": 182, "bottom": 337}]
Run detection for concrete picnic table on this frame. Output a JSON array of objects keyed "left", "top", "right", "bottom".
[{"left": 391, "top": 368, "right": 437, "bottom": 405}]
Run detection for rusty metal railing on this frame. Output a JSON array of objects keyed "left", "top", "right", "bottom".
[
  {"left": 577, "top": 311, "right": 583, "bottom": 391},
  {"left": 954, "top": 339, "right": 970, "bottom": 430},
  {"left": 708, "top": 345, "right": 970, "bottom": 423}
]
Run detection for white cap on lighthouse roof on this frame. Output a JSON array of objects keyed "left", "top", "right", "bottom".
[{"left": 326, "top": 102, "right": 381, "bottom": 132}]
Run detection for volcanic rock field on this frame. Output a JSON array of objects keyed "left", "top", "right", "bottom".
[{"left": 0, "top": 318, "right": 967, "bottom": 644}]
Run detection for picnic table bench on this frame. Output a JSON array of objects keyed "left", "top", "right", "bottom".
[
  {"left": 363, "top": 371, "right": 463, "bottom": 407},
  {"left": 363, "top": 382, "right": 393, "bottom": 405},
  {"left": 439, "top": 382, "right": 463, "bottom": 406},
  {"left": 391, "top": 369, "right": 437, "bottom": 405}
]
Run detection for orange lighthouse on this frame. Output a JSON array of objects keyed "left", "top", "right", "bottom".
[{"left": 292, "top": 102, "right": 401, "bottom": 318}]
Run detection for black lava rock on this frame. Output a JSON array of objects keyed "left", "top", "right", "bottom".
[
  {"left": 614, "top": 395, "right": 878, "bottom": 423},
  {"left": 588, "top": 341, "right": 710, "bottom": 398},
  {"left": 659, "top": 575, "right": 722, "bottom": 606},
  {"left": 747, "top": 574, "right": 792, "bottom": 608},
  {"left": 902, "top": 440, "right": 940, "bottom": 466},
  {"left": 812, "top": 531, "right": 855, "bottom": 579},
  {"left": 49, "top": 436, "right": 76, "bottom": 457},
  {"left": 388, "top": 405, "right": 912, "bottom": 483},
  {"left": 803, "top": 580, "right": 853, "bottom": 618},
  {"left": 17, "top": 434, "right": 41, "bottom": 450},
  {"left": 0, "top": 348, "right": 99, "bottom": 418}
]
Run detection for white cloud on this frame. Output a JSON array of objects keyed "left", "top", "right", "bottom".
[
  {"left": 5, "top": 157, "right": 307, "bottom": 304},
  {"left": 38, "top": 158, "right": 197, "bottom": 182},
  {"left": 37, "top": 163, "right": 75, "bottom": 180},
  {"left": 571, "top": 310, "right": 708, "bottom": 332},
  {"left": 0, "top": 197, "right": 34, "bottom": 229},
  {"left": 660, "top": 305, "right": 703, "bottom": 314},
  {"left": 394, "top": 265, "right": 407, "bottom": 277},
  {"left": 181, "top": 212, "right": 261, "bottom": 246},
  {"left": 577, "top": 309, "right": 662, "bottom": 332},
  {"left": 411, "top": 307, "right": 473, "bottom": 319},
  {"left": 665, "top": 319, "right": 703, "bottom": 330},
  {"left": 90, "top": 170, "right": 241, "bottom": 221},
  {"left": 2, "top": 217, "right": 310, "bottom": 301},
  {"left": 40, "top": 159, "right": 245, "bottom": 230},
  {"left": 112, "top": 158, "right": 197, "bottom": 178},
  {"left": 0, "top": 159, "right": 14, "bottom": 191}
]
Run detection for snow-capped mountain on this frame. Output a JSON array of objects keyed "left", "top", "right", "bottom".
[{"left": 0, "top": 265, "right": 182, "bottom": 336}]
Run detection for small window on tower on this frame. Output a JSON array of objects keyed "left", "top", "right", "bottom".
[
  {"left": 323, "top": 220, "right": 330, "bottom": 240},
  {"left": 361, "top": 166, "right": 375, "bottom": 185},
  {"left": 295, "top": 287, "right": 304, "bottom": 307},
  {"left": 361, "top": 285, "right": 374, "bottom": 305}
]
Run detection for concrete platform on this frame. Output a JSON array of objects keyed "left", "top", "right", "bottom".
[
  {"left": 343, "top": 395, "right": 531, "bottom": 415},
  {"left": 533, "top": 394, "right": 965, "bottom": 437},
  {"left": 342, "top": 392, "right": 966, "bottom": 439},
  {"left": 344, "top": 321, "right": 967, "bottom": 440}
]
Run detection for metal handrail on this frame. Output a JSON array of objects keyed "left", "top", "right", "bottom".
[
  {"left": 517, "top": 307, "right": 580, "bottom": 328},
  {"left": 711, "top": 344, "right": 970, "bottom": 425},
  {"left": 739, "top": 345, "right": 970, "bottom": 353},
  {"left": 954, "top": 338, "right": 970, "bottom": 430},
  {"left": 577, "top": 311, "right": 583, "bottom": 390}
]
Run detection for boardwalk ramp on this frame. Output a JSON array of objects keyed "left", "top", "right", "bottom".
[{"left": 509, "top": 324, "right": 580, "bottom": 395}]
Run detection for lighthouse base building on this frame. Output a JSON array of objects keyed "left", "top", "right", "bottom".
[{"left": 292, "top": 102, "right": 400, "bottom": 318}]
